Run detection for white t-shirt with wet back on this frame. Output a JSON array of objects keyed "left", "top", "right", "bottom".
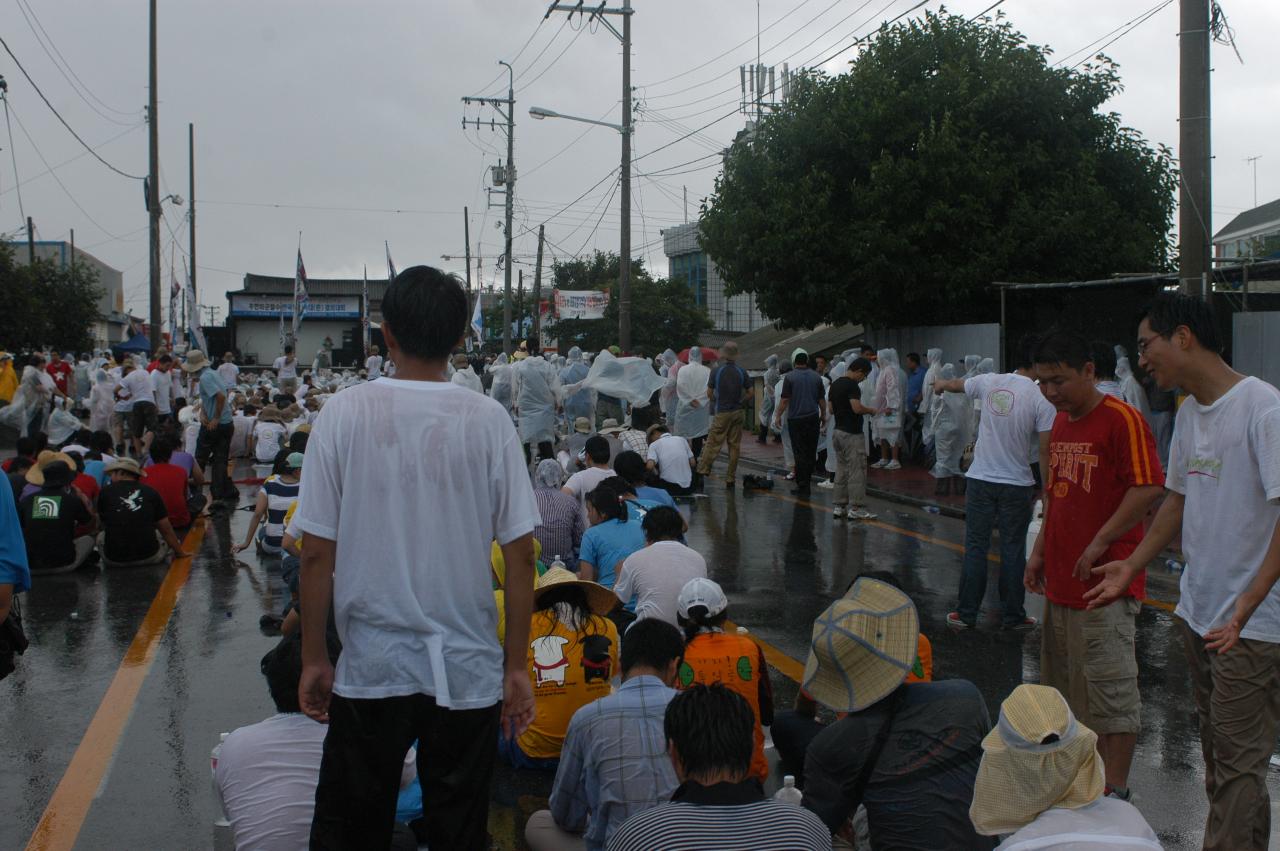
[
  {"left": 273, "top": 356, "right": 298, "bottom": 379},
  {"left": 1167, "top": 376, "right": 1280, "bottom": 642},
  {"left": 650, "top": 434, "right": 694, "bottom": 488},
  {"left": 294, "top": 378, "right": 541, "bottom": 707},
  {"left": 963, "top": 373, "right": 1056, "bottom": 487},
  {"left": 217, "top": 362, "right": 240, "bottom": 388},
  {"left": 615, "top": 540, "right": 707, "bottom": 626},
  {"left": 365, "top": 355, "right": 383, "bottom": 379}
]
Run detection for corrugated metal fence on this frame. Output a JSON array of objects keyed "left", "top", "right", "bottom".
[{"left": 1232, "top": 311, "right": 1280, "bottom": 389}]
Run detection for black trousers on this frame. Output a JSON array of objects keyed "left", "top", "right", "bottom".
[
  {"left": 771, "top": 710, "right": 826, "bottom": 787},
  {"left": 789, "top": 415, "right": 820, "bottom": 486},
  {"left": 195, "top": 421, "right": 235, "bottom": 499},
  {"left": 310, "top": 693, "right": 501, "bottom": 851}
]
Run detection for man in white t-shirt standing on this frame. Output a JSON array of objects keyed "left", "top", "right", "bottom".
[
  {"left": 296, "top": 266, "right": 539, "bottom": 850},
  {"left": 935, "top": 356, "right": 1056, "bottom": 630},
  {"left": 274, "top": 345, "right": 299, "bottom": 394},
  {"left": 1088, "top": 293, "right": 1280, "bottom": 851},
  {"left": 151, "top": 354, "right": 175, "bottom": 423},
  {"left": 217, "top": 352, "right": 240, "bottom": 389},
  {"left": 365, "top": 345, "right": 384, "bottom": 380}
]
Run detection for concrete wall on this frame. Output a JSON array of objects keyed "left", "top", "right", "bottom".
[
  {"left": 1233, "top": 311, "right": 1280, "bottom": 389},
  {"left": 866, "top": 323, "right": 1002, "bottom": 371}
]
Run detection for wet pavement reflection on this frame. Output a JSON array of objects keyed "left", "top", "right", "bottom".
[{"left": 2, "top": 468, "right": 1277, "bottom": 849}]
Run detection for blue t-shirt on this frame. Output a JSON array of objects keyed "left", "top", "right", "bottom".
[
  {"left": 907, "top": 366, "right": 926, "bottom": 408},
  {"left": 578, "top": 517, "right": 646, "bottom": 589},
  {"left": 635, "top": 485, "right": 677, "bottom": 509},
  {"left": 0, "top": 476, "right": 32, "bottom": 594},
  {"left": 198, "top": 369, "right": 233, "bottom": 425},
  {"left": 83, "top": 459, "right": 107, "bottom": 488}
]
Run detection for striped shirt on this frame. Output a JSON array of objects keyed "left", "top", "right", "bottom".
[
  {"left": 607, "top": 780, "right": 830, "bottom": 851},
  {"left": 550, "top": 675, "right": 678, "bottom": 851},
  {"left": 261, "top": 476, "right": 301, "bottom": 547},
  {"left": 534, "top": 488, "right": 586, "bottom": 564}
]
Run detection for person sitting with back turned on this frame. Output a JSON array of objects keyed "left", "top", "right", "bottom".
[
  {"left": 96, "top": 458, "right": 186, "bottom": 567},
  {"left": 607, "top": 683, "right": 830, "bottom": 851},
  {"left": 526, "top": 618, "right": 685, "bottom": 851},
  {"left": 143, "top": 435, "right": 207, "bottom": 530},
  {"left": 800, "top": 577, "right": 994, "bottom": 850},
  {"left": 563, "top": 436, "right": 616, "bottom": 515},
  {"left": 215, "top": 632, "right": 420, "bottom": 851},
  {"left": 645, "top": 425, "right": 695, "bottom": 497},
  {"left": 18, "top": 458, "right": 97, "bottom": 574},
  {"left": 613, "top": 507, "right": 705, "bottom": 627},
  {"left": 968, "top": 684, "right": 1159, "bottom": 850}
]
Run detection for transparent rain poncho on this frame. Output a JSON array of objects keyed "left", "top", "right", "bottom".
[
  {"left": 659, "top": 350, "right": 679, "bottom": 422},
  {"left": 930, "top": 364, "right": 970, "bottom": 478},
  {"left": 1114, "top": 348, "right": 1150, "bottom": 418},
  {"left": 488, "top": 353, "right": 514, "bottom": 414},
  {"left": 560, "top": 349, "right": 665, "bottom": 408},
  {"left": 512, "top": 355, "right": 561, "bottom": 445},
  {"left": 559, "top": 346, "right": 594, "bottom": 421},
  {"left": 758, "top": 353, "right": 779, "bottom": 428},
  {"left": 920, "top": 348, "right": 944, "bottom": 444},
  {"left": 674, "top": 346, "right": 711, "bottom": 439}
]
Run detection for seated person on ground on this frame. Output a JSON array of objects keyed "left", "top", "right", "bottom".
[
  {"left": 644, "top": 425, "right": 695, "bottom": 497},
  {"left": 532, "top": 459, "right": 586, "bottom": 568},
  {"left": 674, "top": 578, "right": 773, "bottom": 785},
  {"left": 607, "top": 683, "right": 831, "bottom": 851},
  {"left": 613, "top": 507, "right": 705, "bottom": 627},
  {"left": 18, "top": 458, "right": 97, "bottom": 573},
  {"left": 612, "top": 450, "right": 677, "bottom": 509},
  {"left": 7, "top": 455, "right": 34, "bottom": 505},
  {"left": 773, "top": 571, "right": 932, "bottom": 783},
  {"left": 577, "top": 481, "right": 647, "bottom": 590},
  {"left": 563, "top": 436, "right": 615, "bottom": 517},
  {"left": 491, "top": 535, "right": 544, "bottom": 644},
  {"left": 799, "top": 577, "right": 994, "bottom": 850},
  {"left": 501, "top": 567, "right": 618, "bottom": 771},
  {"left": 526, "top": 618, "right": 685, "bottom": 851},
  {"left": 215, "top": 632, "right": 419, "bottom": 851},
  {"left": 250, "top": 405, "right": 289, "bottom": 464},
  {"left": 66, "top": 452, "right": 101, "bottom": 505},
  {"left": 233, "top": 451, "right": 302, "bottom": 556},
  {"left": 96, "top": 458, "right": 185, "bottom": 566},
  {"left": 969, "top": 684, "right": 1159, "bottom": 850},
  {"left": 144, "top": 435, "right": 206, "bottom": 529}
]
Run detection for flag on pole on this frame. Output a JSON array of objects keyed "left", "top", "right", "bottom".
[
  {"left": 292, "top": 248, "right": 308, "bottom": 342},
  {"left": 185, "top": 267, "right": 207, "bottom": 353},
  {"left": 169, "top": 265, "right": 181, "bottom": 348},
  {"left": 362, "top": 265, "right": 371, "bottom": 358},
  {"left": 279, "top": 308, "right": 287, "bottom": 354},
  {"left": 470, "top": 292, "right": 484, "bottom": 342},
  {"left": 385, "top": 241, "right": 397, "bottom": 281}
]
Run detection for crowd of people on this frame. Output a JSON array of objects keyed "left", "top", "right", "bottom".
[{"left": 0, "top": 265, "right": 1277, "bottom": 851}]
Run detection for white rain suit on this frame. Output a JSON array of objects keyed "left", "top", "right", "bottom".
[
  {"left": 559, "top": 347, "right": 594, "bottom": 422},
  {"left": 758, "top": 354, "right": 779, "bottom": 433},
  {"left": 674, "top": 347, "right": 711, "bottom": 440},
  {"left": 512, "top": 355, "right": 561, "bottom": 446},
  {"left": 1114, "top": 346, "right": 1150, "bottom": 418},
  {"left": 930, "top": 363, "right": 970, "bottom": 478},
  {"left": 488, "top": 354, "right": 514, "bottom": 416},
  {"left": 919, "top": 348, "right": 943, "bottom": 445},
  {"left": 451, "top": 365, "right": 483, "bottom": 394},
  {"left": 873, "top": 348, "right": 904, "bottom": 444}
]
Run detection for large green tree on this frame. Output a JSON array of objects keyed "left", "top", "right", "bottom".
[
  {"left": 699, "top": 10, "right": 1177, "bottom": 329},
  {"left": 546, "top": 251, "right": 711, "bottom": 355},
  {"left": 0, "top": 241, "right": 103, "bottom": 351}
]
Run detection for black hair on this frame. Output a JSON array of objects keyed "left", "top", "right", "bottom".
[
  {"left": 906, "top": 352, "right": 921, "bottom": 365},
  {"left": 536, "top": 585, "right": 609, "bottom": 636},
  {"left": 242, "top": 404, "right": 258, "bottom": 416},
  {"left": 65, "top": 451, "right": 85, "bottom": 473},
  {"left": 859, "top": 343, "right": 875, "bottom": 354},
  {"left": 7, "top": 456, "right": 33, "bottom": 475},
  {"left": 678, "top": 604, "right": 728, "bottom": 644},
  {"left": 613, "top": 450, "right": 647, "bottom": 484},
  {"left": 158, "top": 354, "right": 172, "bottom": 365},
  {"left": 1032, "top": 330, "right": 1092, "bottom": 371},
  {"left": 91, "top": 431, "right": 114, "bottom": 453},
  {"left": 793, "top": 352, "right": 809, "bottom": 366},
  {"left": 14, "top": 436, "right": 37, "bottom": 458},
  {"left": 847, "top": 357, "right": 872, "bottom": 376},
  {"left": 39, "top": 461, "right": 75, "bottom": 489},
  {"left": 150, "top": 435, "right": 176, "bottom": 463},
  {"left": 621, "top": 617, "right": 684, "bottom": 675},
  {"left": 284, "top": 345, "right": 293, "bottom": 354},
  {"left": 630, "top": 403, "right": 659, "bottom": 432},
  {"left": 74, "top": 428, "right": 92, "bottom": 446},
  {"left": 1014, "top": 333, "right": 1042, "bottom": 371},
  {"left": 642, "top": 506, "right": 684, "bottom": 542},
  {"left": 380, "top": 266, "right": 469, "bottom": 361},
  {"left": 1089, "top": 340, "right": 1117, "bottom": 380},
  {"left": 664, "top": 683, "right": 755, "bottom": 780},
  {"left": 260, "top": 632, "right": 339, "bottom": 714},
  {"left": 586, "top": 481, "right": 627, "bottom": 524},
  {"left": 1142, "top": 292, "right": 1222, "bottom": 353},
  {"left": 288, "top": 431, "right": 309, "bottom": 452},
  {"left": 271, "top": 447, "right": 294, "bottom": 477},
  {"left": 598, "top": 475, "right": 635, "bottom": 498},
  {"left": 584, "top": 435, "right": 611, "bottom": 464},
  {"left": 34, "top": 433, "right": 49, "bottom": 453}
]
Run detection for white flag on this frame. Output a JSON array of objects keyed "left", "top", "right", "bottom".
[{"left": 470, "top": 292, "right": 484, "bottom": 341}]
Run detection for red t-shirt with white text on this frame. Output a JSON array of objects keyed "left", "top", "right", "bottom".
[{"left": 1043, "top": 396, "right": 1163, "bottom": 608}]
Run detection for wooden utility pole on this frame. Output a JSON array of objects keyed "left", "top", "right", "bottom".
[
  {"left": 188, "top": 123, "right": 196, "bottom": 305},
  {"left": 1178, "top": 0, "right": 1211, "bottom": 296},
  {"left": 532, "top": 224, "right": 545, "bottom": 344},
  {"left": 69, "top": 228, "right": 75, "bottom": 276},
  {"left": 147, "top": 0, "right": 162, "bottom": 349},
  {"left": 26, "top": 216, "right": 34, "bottom": 263},
  {"left": 463, "top": 206, "right": 473, "bottom": 298},
  {"left": 517, "top": 269, "right": 525, "bottom": 340}
]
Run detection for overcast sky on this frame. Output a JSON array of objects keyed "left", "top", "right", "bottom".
[{"left": 1, "top": 0, "right": 1276, "bottom": 321}]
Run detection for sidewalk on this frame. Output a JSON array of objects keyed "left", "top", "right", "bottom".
[{"left": 731, "top": 433, "right": 967, "bottom": 518}]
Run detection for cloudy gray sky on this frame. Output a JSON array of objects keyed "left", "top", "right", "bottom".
[{"left": 1, "top": 0, "right": 1276, "bottom": 321}]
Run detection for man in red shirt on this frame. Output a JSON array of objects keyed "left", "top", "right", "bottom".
[
  {"left": 46, "top": 353, "right": 74, "bottom": 396},
  {"left": 143, "top": 435, "right": 196, "bottom": 528},
  {"left": 1025, "top": 331, "right": 1163, "bottom": 802}
]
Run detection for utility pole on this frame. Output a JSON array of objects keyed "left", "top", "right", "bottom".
[
  {"left": 463, "top": 206, "right": 473, "bottom": 300},
  {"left": 69, "top": 228, "right": 75, "bottom": 277},
  {"left": 462, "top": 62, "right": 516, "bottom": 353},
  {"left": 26, "top": 216, "right": 34, "bottom": 263},
  {"left": 189, "top": 123, "right": 196, "bottom": 305},
  {"left": 517, "top": 269, "right": 525, "bottom": 339},
  {"left": 1246, "top": 156, "right": 1262, "bottom": 208},
  {"left": 545, "top": 0, "right": 634, "bottom": 351},
  {"left": 1178, "top": 0, "right": 1211, "bottom": 297},
  {"left": 532, "top": 224, "right": 545, "bottom": 345}
]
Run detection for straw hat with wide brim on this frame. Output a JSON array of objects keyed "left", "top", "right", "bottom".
[
  {"left": 599, "top": 418, "right": 624, "bottom": 435},
  {"left": 801, "top": 577, "right": 918, "bottom": 713},
  {"left": 182, "top": 350, "right": 210, "bottom": 372},
  {"left": 25, "top": 451, "right": 77, "bottom": 486},
  {"left": 970, "top": 684, "right": 1104, "bottom": 836},
  {"left": 534, "top": 567, "right": 618, "bottom": 615}
]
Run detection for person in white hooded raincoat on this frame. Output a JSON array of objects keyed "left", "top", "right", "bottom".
[
  {"left": 872, "top": 348, "right": 904, "bottom": 470},
  {"left": 673, "top": 347, "right": 711, "bottom": 478},
  {"left": 511, "top": 346, "right": 561, "bottom": 460}
]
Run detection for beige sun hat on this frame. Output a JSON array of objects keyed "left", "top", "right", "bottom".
[
  {"left": 599, "top": 418, "right": 624, "bottom": 435},
  {"left": 534, "top": 566, "right": 618, "bottom": 615},
  {"left": 25, "top": 451, "right": 77, "bottom": 486},
  {"left": 801, "top": 577, "right": 918, "bottom": 713},
  {"left": 573, "top": 417, "right": 591, "bottom": 434},
  {"left": 969, "top": 684, "right": 1104, "bottom": 836},
  {"left": 182, "top": 350, "right": 210, "bottom": 372}
]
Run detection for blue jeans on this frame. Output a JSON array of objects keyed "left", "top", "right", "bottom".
[
  {"left": 496, "top": 733, "right": 560, "bottom": 772},
  {"left": 956, "top": 478, "right": 1033, "bottom": 627}
]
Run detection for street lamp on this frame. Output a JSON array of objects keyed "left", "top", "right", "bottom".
[{"left": 529, "top": 104, "right": 633, "bottom": 350}]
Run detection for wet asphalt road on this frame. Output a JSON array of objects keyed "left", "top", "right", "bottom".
[{"left": 3, "top": 460, "right": 1278, "bottom": 850}]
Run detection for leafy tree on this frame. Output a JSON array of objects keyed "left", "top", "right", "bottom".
[
  {"left": 0, "top": 241, "right": 103, "bottom": 351},
  {"left": 546, "top": 251, "right": 711, "bottom": 355},
  {"left": 698, "top": 10, "right": 1177, "bottom": 329}
]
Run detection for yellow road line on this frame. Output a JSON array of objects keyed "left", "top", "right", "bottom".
[
  {"left": 26, "top": 521, "right": 207, "bottom": 851},
  {"left": 725, "top": 619, "right": 806, "bottom": 684}
]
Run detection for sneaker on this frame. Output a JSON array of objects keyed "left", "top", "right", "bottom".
[
  {"left": 1005, "top": 616, "right": 1039, "bottom": 631},
  {"left": 816, "top": 480, "right": 834, "bottom": 489},
  {"left": 832, "top": 506, "right": 846, "bottom": 519},
  {"left": 871, "top": 459, "right": 889, "bottom": 469},
  {"left": 849, "top": 508, "right": 878, "bottom": 520},
  {"left": 946, "top": 612, "right": 974, "bottom": 629},
  {"left": 884, "top": 460, "right": 902, "bottom": 470}
]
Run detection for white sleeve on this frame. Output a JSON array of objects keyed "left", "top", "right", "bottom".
[
  {"left": 491, "top": 431, "right": 542, "bottom": 545},
  {"left": 293, "top": 405, "right": 343, "bottom": 540},
  {"left": 613, "top": 557, "right": 634, "bottom": 599},
  {"left": 1034, "top": 392, "right": 1057, "bottom": 432},
  {"left": 1165, "top": 406, "right": 1188, "bottom": 495},
  {"left": 962, "top": 375, "right": 985, "bottom": 401},
  {"left": 1251, "top": 403, "right": 1280, "bottom": 504}
]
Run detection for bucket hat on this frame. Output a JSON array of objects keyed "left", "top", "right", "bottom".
[
  {"left": 534, "top": 566, "right": 618, "bottom": 615},
  {"left": 25, "top": 451, "right": 77, "bottom": 487},
  {"left": 182, "top": 350, "right": 210, "bottom": 372}
]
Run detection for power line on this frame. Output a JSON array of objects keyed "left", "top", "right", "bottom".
[
  {"left": 1064, "top": 1, "right": 1173, "bottom": 71},
  {"left": 516, "top": 18, "right": 589, "bottom": 95},
  {"left": 0, "top": 34, "right": 145, "bottom": 181},
  {"left": 2, "top": 94, "right": 25, "bottom": 225},
  {"left": 0, "top": 121, "right": 143, "bottom": 199},
  {"left": 475, "top": 16, "right": 552, "bottom": 95}
]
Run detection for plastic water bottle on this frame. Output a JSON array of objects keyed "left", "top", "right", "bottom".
[
  {"left": 211, "top": 732, "right": 230, "bottom": 827},
  {"left": 736, "top": 626, "right": 749, "bottom": 636},
  {"left": 774, "top": 775, "right": 803, "bottom": 806},
  {"left": 551, "top": 555, "right": 566, "bottom": 572}
]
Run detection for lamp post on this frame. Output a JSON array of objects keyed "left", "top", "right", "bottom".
[{"left": 530, "top": 105, "right": 632, "bottom": 349}]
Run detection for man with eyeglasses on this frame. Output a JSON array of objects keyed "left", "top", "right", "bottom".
[{"left": 1088, "top": 292, "right": 1280, "bottom": 851}]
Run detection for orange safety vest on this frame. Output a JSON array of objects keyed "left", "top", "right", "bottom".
[{"left": 678, "top": 631, "right": 771, "bottom": 783}]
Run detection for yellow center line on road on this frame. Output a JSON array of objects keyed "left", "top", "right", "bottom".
[{"left": 26, "top": 521, "right": 207, "bottom": 851}]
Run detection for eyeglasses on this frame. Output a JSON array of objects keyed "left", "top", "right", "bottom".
[{"left": 1135, "top": 334, "right": 1163, "bottom": 355}]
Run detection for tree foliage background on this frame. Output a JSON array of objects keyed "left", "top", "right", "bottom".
[
  {"left": 540, "top": 252, "right": 712, "bottom": 355},
  {"left": 698, "top": 10, "right": 1178, "bottom": 329},
  {"left": 0, "top": 241, "right": 104, "bottom": 352}
]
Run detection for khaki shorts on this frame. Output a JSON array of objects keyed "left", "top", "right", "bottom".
[{"left": 1041, "top": 597, "right": 1141, "bottom": 735}]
